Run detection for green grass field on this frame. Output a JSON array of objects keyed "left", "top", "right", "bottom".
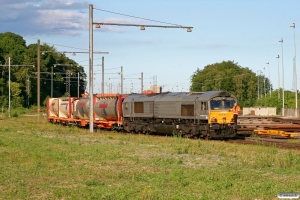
[{"left": 0, "top": 113, "right": 300, "bottom": 199}]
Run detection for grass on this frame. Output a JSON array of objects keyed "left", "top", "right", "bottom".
[{"left": 0, "top": 113, "right": 300, "bottom": 199}]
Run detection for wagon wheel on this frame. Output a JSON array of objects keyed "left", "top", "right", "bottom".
[
  {"left": 111, "top": 124, "right": 117, "bottom": 131},
  {"left": 76, "top": 122, "right": 82, "bottom": 128}
]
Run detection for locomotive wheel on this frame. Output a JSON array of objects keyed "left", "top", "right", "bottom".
[
  {"left": 142, "top": 126, "right": 149, "bottom": 134},
  {"left": 175, "top": 129, "right": 184, "bottom": 137},
  {"left": 184, "top": 132, "right": 193, "bottom": 138}
]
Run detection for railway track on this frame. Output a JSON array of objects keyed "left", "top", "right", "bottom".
[
  {"left": 227, "top": 136, "right": 300, "bottom": 150},
  {"left": 237, "top": 116, "right": 300, "bottom": 138}
]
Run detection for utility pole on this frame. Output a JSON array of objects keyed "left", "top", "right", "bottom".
[
  {"left": 279, "top": 38, "right": 285, "bottom": 115},
  {"left": 8, "top": 57, "right": 10, "bottom": 117},
  {"left": 51, "top": 66, "right": 53, "bottom": 97},
  {"left": 266, "top": 62, "right": 271, "bottom": 96},
  {"left": 141, "top": 72, "right": 143, "bottom": 93},
  {"left": 263, "top": 67, "right": 266, "bottom": 97},
  {"left": 26, "top": 76, "right": 30, "bottom": 108},
  {"left": 66, "top": 70, "right": 71, "bottom": 96},
  {"left": 51, "top": 64, "right": 81, "bottom": 97},
  {"left": 276, "top": 55, "right": 280, "bottom": 100},
  {"left": 257, "top": 70, "right": 260, "bottom": 100},
  {"left": 102, "top": 56, "right": 104, "bottom": 97},
  {"left": 290, "top": 23, "right": 297, "bottom": 115},
  {"left": 37, "top": 39, "right": 40, "bottom": 122},
  {"left": 78, "top": 72, "right": 80, "bottom": 98},
  {"left": 121, "top": 66, "right": 123, "bottom": 94},
  {"left": 0, "top": 63, "right": 35, "bottom": 112}
]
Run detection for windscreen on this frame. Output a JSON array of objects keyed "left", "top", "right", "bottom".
[
  {"left": 210, "top": 100, "right": 222, "bottom": 110},
  {"left": 225, "top": 100, "right": 236, "bottom": 109},
  {"left": 210, "top": 99, "right": 236, "bottom": 110}
]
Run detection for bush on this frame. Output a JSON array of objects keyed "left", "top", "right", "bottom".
[{"left": 12, "top": 112, "right": 18, "bottom": 117}]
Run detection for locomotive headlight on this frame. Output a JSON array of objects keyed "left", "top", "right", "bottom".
[{"left": 210, "top": 117, "right": 217, "bottom": 123}]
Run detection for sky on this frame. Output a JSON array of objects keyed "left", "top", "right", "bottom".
[{"left": 0, "top": 0, "right": 299, "bottom": 94}]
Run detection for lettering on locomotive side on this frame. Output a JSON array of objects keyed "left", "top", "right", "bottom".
[{"left": 220, "top": 111, "right": 229, "bottom": 114}]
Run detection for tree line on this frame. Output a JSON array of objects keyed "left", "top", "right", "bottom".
[
  {"left": 190, "top": 60, "right": 298, "bottom": 110},
  {"left": 0, "top": 32, "right": 87, "bottom": 109}
]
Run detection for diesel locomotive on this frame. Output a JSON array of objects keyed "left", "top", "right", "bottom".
[{"left": 47, "top": 90, "right": 239, "bottom": 139}]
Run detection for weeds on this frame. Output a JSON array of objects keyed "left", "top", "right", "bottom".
[{"left": 0, "top": 115, "right": 300, "bottom": 199}]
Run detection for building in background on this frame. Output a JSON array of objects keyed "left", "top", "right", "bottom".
[{"left": 150, "top": 85, "right": 162, "bottom": 93}]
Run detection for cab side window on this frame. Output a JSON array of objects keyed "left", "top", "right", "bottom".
[{"left": 201, "top": 102, "right": 207, "bottom": 110}]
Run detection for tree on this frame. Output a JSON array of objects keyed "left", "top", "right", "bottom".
[
  {"left": 191, "top": 61, "right": 271, "bottom": 107},
  {"left": 10, "top": 82, "right": 23, "bottom": 108},
  {"left": 0, "top": 32, "right": 27, "bottom": 65},
  {"left": 0, "top": 32, "right": 87, "bottom": 108}
]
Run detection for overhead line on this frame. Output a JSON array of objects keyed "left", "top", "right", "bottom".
[
  {"left": 46, "top": 43, "right": 88, "bottom": 51},
  {"left": 94, "top": 8, "right": 181, "bottom": 26}
]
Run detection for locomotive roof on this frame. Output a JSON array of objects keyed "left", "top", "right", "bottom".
[
  {"left": 125, "top": 90, "right": 236, "bottom": 101},
  {"left": 191, "top": 90, "right": 236, "bottom": 101}
]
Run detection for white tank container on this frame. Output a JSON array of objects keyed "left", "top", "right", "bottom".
[{"left": 94, "top": 97, "right": 118, "bottom": 121}]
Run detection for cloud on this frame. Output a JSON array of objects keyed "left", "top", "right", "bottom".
[
  {"left": 0, "top": 0, "right": 88, "bottom": 36},
  {"left": 0, "top": 0, "right": 40, "bottom": 5},
  {"left": 0, "top": 0, "right": 144, "bottom": 36},
  {"left": 38, "top": 0, "right": 88, "bottom": 10},
  {"left": 34, "top": 9, "right": 88, "bottom": 35}
]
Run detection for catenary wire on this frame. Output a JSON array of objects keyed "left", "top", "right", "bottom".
[{"left": 94, "top": 8, "right": 182, "bottom": 26}]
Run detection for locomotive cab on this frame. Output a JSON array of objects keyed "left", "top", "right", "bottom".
[
  {"left": 206, "top": 93, "right": 238, "bottom": 138},
  {"left": 208, "top": 98, "right": 236, "bottom": 125},
  {"left": 209, "top": 98, "right": 235, "bottom": 110}
]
